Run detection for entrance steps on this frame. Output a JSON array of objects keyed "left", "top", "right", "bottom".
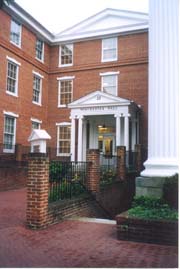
[{"left": 67, "top": 216, "right": 116, "bottom": 225}]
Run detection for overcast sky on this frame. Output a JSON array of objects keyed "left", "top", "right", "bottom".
[{"left": 15, "top": 0, "right": 149, "bottom": 34}]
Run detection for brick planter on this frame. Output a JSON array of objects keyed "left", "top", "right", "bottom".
[{"left": 116, "top": 212, "right": 178, "bottom": 246}]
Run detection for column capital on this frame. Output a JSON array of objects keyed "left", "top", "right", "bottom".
[{"left": 114, "top": 113, "right": 121, "bottom": 118}]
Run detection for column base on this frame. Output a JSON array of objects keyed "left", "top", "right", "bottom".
[
  {"left": 140, "top": 158, "right": 179, "bottom": 177},
  {"left": 136, "top": 176, "right": 166, "bottom": 198}
]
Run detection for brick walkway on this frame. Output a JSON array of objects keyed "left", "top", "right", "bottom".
[{"left": 0, "top": 188, "right": 178, "bottom": 268}]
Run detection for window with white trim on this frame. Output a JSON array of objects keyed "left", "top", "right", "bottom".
[
  {"left": 32, "top": 121, "right": 40, "bottom": 129},
  {"left": 3, "top": 115, "right": 16, "bottom": 152},
  {"left": 10, "top": 19, "right": 21, "bottom": 47},
  {"left": 36, "top": 39, "right": 44, "bottom": 61},
  {"left": 102, "top": 75, "right": 117, "bottom": 96},
  {"left": 57, "top": 124, "right": 71, "bottom": 155},
  {"left": 33, "top": 75, "right": 42, "bottom": 105},
  {"left": 58, "top": 80, "right": 72, "bottom": 106},
  {"left": 60, "top": 44, "right": 73, "bottom": 66},
  {"left": 102, "top": 37, "right": 117, "bottom": 62},
  {"left": 6, "top": 61, "right": 18, "bottom": 96}
]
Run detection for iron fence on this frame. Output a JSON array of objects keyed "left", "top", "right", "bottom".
[
  {"left": 49, "top": 161, "right": 88, "bottom": 202},
  {"left": 100, "top": 155, "right": 118, "bottom": 187}
]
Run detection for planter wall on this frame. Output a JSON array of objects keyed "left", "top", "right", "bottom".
[{"left": 116, "top": 212, "right": 178, "bottom": 246}]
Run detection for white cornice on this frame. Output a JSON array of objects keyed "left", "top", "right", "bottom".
[{"left": 4, "top": 5, "right": 148, "bottom": 45}]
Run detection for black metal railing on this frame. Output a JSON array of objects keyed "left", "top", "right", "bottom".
[
  {"left": 126, "top": 150, "right": 137, "bottom": 172},
  {"left": 49, "top": 161, "right": 88, "bottom": 202},
  {"left": 100, "top": 155, "right": 117, "bottom": 187}
]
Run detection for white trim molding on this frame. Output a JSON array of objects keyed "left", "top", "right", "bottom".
[
  {"left": 100, "top": 71, "right": 120, "bottom": 76},
  {"left": 56, "top": 122, "right": 71, "bottom": 126},
  {"left": 3, "top": 110, "right": 19, "bottom": 118},
  {"left": 31, "top": 117, "right": 42, "bottom": 124},
  {"left": 57, "top": 76, "right": 75, "bottom": 81},
  {"left": 6, "top": 56, "right": 21, "bottom": 66},
  {"left": 32, "top": 70, "right": 44, "bottom": 79}
]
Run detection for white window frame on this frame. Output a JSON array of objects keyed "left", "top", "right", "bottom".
[
  {"left": 59, "top": 44, "right": 73, "bottom": 67},
  {"left": 10, "top": 19, "right": 22, "bottom": 48},
  {"left": 35, "top": 38, "right": 44, "bottom": 62},
  {"left": 3, "top": 111, "right": 19, "bottom": 153},
  {"left": 57, "top": 76, "right": 74, "bottom": 107},
  {"left": 6, "top": 56, "right": 21, "bottom": 97},
  {"left": 32, "top": 71, "right": 44, "bottom": 106},
  {"left": 31, "top": 117, "right": 42, "bottom": 129},
  {"left": 56, "top": 122, "right": 71, "bottom": 156},
  {"left": 101, "top": 37, "right": 118, "bottom": 62},
  {"left": 100, "top": 71, "right": 119, "bottom": 96}
]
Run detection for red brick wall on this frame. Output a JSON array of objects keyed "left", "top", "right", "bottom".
[
  {"left": 0, "top": 9, "right": 50, "bottom": 146},
  {"left": 0, "top": 162, "right": 27, "bottom": 191}
]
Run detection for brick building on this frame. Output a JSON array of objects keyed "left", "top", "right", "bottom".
[{"left": 0, "top": 2, "right": 148, "bottom": 161}]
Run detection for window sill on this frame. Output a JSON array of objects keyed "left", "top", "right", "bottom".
[
  {"left": 3, "top": 149, "right": 15, "bottom": 153},
  {"left": 56, "top": 153, "right": 71, "bottom": 157},
  {"left": 59, "top": 64, "right": 73, "bottom": 68},
  {"left": 35, "top": 57, "right": 44, "bottom": 63},
  {"left": 101, "top": 58, "right": 118, "bottom": 63},
  {"left": 10, "top": 40, "right": 21, "bottom": 49},
  {"left": 32, "top": 101, "right": 42, "bottom": 106},
  {"left": 6, "top": 91, "right": 18, "bottom": 98},
  {"left": 58, "top": 105, "right": 67, "bottom": 108}
]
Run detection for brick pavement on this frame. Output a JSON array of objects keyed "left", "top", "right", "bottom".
[{"left": 0, "top": 188, "right": 178, "bottom": 268}]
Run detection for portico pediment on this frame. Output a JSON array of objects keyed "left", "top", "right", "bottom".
[{"left": 68, "top": 90, "right": 131, "bottom": 109}]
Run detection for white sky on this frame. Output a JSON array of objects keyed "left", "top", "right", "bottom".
[{"left": 15, "top": 0, "right": 149, "bottom": 34}]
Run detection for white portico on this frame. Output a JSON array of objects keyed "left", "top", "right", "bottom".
[{"left": 68, "top": 90, "right": 140, "bottom": 161}]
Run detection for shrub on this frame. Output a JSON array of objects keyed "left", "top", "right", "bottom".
[{"left": 128, "top": 196, "right": 178, "bottom": 221}]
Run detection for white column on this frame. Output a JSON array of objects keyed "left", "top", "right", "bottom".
[
  {"left": 124, "top": 114, "right": 129, "bottom": 151},
  {"left": 70, "top": 116, "right": 76, "bottom": 161},
  {"left": 115, "top": 114, "right": 121, "bottom": 147},
  {"left": 77, "top": 115, "right": 83, "bottom": 161},
  {"left": 141, "top": 0, "right": 179, "bottom": 177}
]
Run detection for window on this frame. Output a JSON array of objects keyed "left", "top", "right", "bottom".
[
  {"left": 3, "top": 115, "right": 16, "bottom": 152},
  {"left": 57, "top": 124, "right": 71, "bottom": 155},
  {"left": 36, "top": 39, "right": 44, "bottom": 61},
  {"left": 32, "top": 75, "right": 42, "bottom": 105},
  {"left": 32, "top": 121, "right": 40, "bottom": 129},
  {"left": 6, "top": 60, "right": 19, "bottom": 96},
  {"left": 60, "top": 44, "right": 73, "bottom": 66},
  {"left": 102, "top": 37, "right": 117, "bottom": 62},
  {"left": 102, "top": 75, "right": 117, "bottom": 96},
  {"left": 31, "top": 118, "right": 42, "bottom": 129},
  {"left": 10, "top": 19, "right": 21, "bottom": 47},
  {"left": 58, "top": 80, "right": 72, "bottom": 106}
]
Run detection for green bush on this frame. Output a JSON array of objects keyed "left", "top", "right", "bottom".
[{"left": 128, "top": 196, "right": 178, "bottom": 221}]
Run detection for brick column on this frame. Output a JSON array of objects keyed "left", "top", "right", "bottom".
[
  {"left": 86, "top": 149, "right": 100, "bottom": 194},
  {"left": 135, "top": 144, "right": 142, "bottom": 173},
  {"left": 117, "top": 146, "right": 126, "bottom": 180},
  {"left": 27, "top": 153, "right": 49, "bottom": 229},
  {"left": 15, "top": 144, "right": 22, "bottom": 162}
]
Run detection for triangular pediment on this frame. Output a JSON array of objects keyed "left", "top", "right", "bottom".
[
  {"left": 68, "top": 90, "right": 131, "bottom": 108},
  {"left": 55, "top": 8, "right": 148, "bottom": 42}
]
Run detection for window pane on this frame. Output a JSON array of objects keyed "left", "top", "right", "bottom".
[
  {"left": 61, "top": 44, "right": 73, "bottom": 65},
  {"left": 7, "top": 61, "right": 17, "bottom": 94},
  {"left": 58, "top": 126, "right": 71, "bottom": 154},
  {"left": 102, "top": 75, "right": 117, "bottom": 95},
  {"left": 33, "top": 76, "right": 41, "bottom": 103},
  {"left": 60, "top": 80, "right": 72, "bottom": 105},
  {"left": 10, "top": 20, "right": 21, "bottom": 46},
  {"left": 102, "top": 37, "right": 117, "bottom": 61},
  {"left": 4, "top": 116, "right": 15, "bottom": 150},
  {"left": 32, "top": 122, "right": 40, "bottom": 129},
  {"left": 36, "top": 39, "right": 43, "bottom": 60}
]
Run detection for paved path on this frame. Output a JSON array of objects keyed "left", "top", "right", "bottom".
[{"left": 0, "top": 188, "right": 178, "bottom": 268}]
